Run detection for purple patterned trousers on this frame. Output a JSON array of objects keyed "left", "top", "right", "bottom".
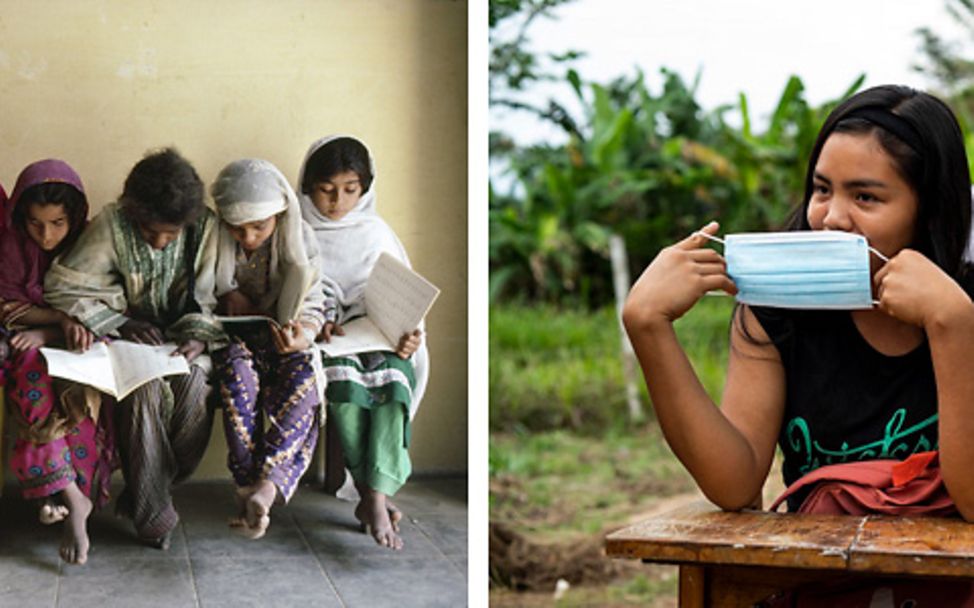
[{"left": 214, "top": 338, "right": 320, "bottom": 502}]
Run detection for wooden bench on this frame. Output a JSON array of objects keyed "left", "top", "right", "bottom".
[{"left": 605, "top": 500, "right": 974, "bottom": 607}]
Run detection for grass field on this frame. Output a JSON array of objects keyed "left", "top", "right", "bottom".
[{"left": 489, "top": 298, "right": 736, "bottom": 604}]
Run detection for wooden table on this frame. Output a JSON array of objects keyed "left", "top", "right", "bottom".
[{"left": 605, "top": 500, "right": 974, "bottom": 606}]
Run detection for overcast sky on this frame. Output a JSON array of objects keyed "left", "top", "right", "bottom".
[{"left": 491, "top": 0, "right": 969, "bottom": 146}]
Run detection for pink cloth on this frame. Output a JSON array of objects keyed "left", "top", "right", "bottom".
[
  {"left": 762, "top": 452, "right": 974, "bottom": 607},
  {"left": 769, "top": 451, "right": 957, "bottom": 516},
  {"left": 0, "top": 159, "right": 86, "bottom": 305},
  {"left": 6, "top": 347, "right": 115, "bottom": 506},
  {"left": 0, "top": 161, "right": 112, "bottom": 504}
]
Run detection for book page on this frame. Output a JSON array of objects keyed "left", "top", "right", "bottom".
[
  {"left": 318, "top": 317, "right": 393, "bottom": 356},
  {"left": 41, "top": 342, "right": 119, "bottom": 396},
  {"left": 365, "top": 253, "right": 441, "bottom": 343},
  {"left": 106, "top": 341, "right": 190, "bottom": 399}
]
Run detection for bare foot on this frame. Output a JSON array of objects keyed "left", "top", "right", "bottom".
[
  {"left": 387, "top": 500, "right": 403, "bottom": 533},
  {"left": 39, "top": 498, "right": 69, "bottom": 525},
  {"left": 228, "top": 485, "right": 252, "bottom": 530},
  {"left": 231, "top": 480, "right": 274, "bottom": 540},
  {"left": 355, "top": 487, "right": 403, "bottom": 551},
  {"left": 59, "top": 483, "right": 92, "bottom": 565}
]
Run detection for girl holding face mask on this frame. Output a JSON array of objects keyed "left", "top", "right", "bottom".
[{"left": 623, "top": 85, "right": 974, "bottom": 525}]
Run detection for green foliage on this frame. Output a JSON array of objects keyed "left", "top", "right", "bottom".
[
  {"left": 489, "top": 298, "right": 734, "bottom": 433},
  {"left": 489, "top": 304, "right": 631, "bottom": 431},
  {"left": 490, "top": 67, "right": 863, "bottom": 305},
  {"left": 914, "top": 0, "right": 974, "bottom": 177},
  {"left": 489, "top": 0, "right": 582, "bottom": 132}
]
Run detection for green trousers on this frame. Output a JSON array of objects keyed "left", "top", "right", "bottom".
[{"left": 329, "top": 401, "right": 411, "bottom": 496}]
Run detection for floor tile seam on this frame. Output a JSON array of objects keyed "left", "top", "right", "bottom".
[
  {"left": 54, "top": 558, "right": 63, "bottom": 608},
  {"left": 180, "top": 522, "right": 203, "bottom": 608},
  {"left": 293, "top": 514, "right": 349, "bottom": 608},
  {"left": 408, "top": 516, "right": 452, "bottom": 561},
  {"left": 445, "top": 559, "right": 465, "bottom": 579}
]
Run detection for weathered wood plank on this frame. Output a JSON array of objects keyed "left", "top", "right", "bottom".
[
  {"left": 849, "top": 515, "right": 974, "bottom": 578},
  {"left": 606, "top": 501, "right": 859, "bottom": 570}
]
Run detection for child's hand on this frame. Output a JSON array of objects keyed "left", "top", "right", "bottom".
[
  {"left": 172, "top": 339, "right": 205, "bottom": 362},
  {"left": 317, "top": 321, "right": 344, "bottom": 343},
  {"left": 119, "top": 319, "right": 165, "bottom": 345},
  {"left": 395, "top": 329, "right": 422, "bottom": 359},
  {"left": 9, "top": 329, "right": 48, "bottom": 353},
  {"left": 61, "top": 317, "right": 94, "bottom": 352},
  {"left": 218, "top": 290, "right": 259, "bottom": 316},
  {"left": 622, "top": 222, "right": 737, "bottom": 332},
  {"left": 874, "top": 249, "right": 972, "bottom": 328},
  {"left": 272, "top": 321, "right": 312, "bottom": 354}
]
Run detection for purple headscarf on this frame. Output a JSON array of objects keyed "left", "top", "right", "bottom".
[{"left": 0, "top": 159, "right": 87, "bottom": 305}]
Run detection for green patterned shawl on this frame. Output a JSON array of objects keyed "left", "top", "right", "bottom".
[{"left": 44, "top": 202, "right": 221, "bottom": 343}]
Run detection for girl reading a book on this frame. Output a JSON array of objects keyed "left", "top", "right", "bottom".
[
  {"left": 0, "top": 159, "right": 113, "bottom": 565},
  {"left": 209, "top": 158, "right": 328, "bottom": 539},
  {"left": 298, "top": 135, "right": 429, "bottom": 551},
  {"left": 45, "top": 148, "right": 223, "bottom": 551}
]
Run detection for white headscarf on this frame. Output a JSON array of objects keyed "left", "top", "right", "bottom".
[
  {"left": 298, "top": 135, "right": 410, "bottom": 319},
  {"left": 297, "top": 135, "right": 429, "bottom": 418},
  {"left": 212, "top": 158, "right": 317, "bottom": 324}
]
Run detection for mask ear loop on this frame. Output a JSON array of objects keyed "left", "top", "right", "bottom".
[
  {"left": 869, "top": 247, "right": 890, "bottom": 307},
  {"left": 693, "top": 231, "right": 729, "bottom": 298},
  {"left": 693, "top": 231, "right": 725, "bottom": 246}
]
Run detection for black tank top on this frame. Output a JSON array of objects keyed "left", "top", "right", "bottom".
[{"left": 749, "top": 306, "right": 939, "bottom": 510}]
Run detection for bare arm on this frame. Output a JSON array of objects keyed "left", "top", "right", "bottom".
[
  {"left": 875, "top": 250, "right": 974, "bottom": 520},
  {"left": 6, "top": 304, "right": 69, "bottom": 328},
  {"left": 623, "top": 223, "right": 785, "bottom": 509}
]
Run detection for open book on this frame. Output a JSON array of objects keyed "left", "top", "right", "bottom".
[
  {"left": 40, "top": 341, "right": 190, "bottom": 400},
  {"left": 320, "top": 252, "right": 440, "bottom": 357}
]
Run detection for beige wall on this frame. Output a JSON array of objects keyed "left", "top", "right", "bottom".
[{"left": 0, "top": 1, "right": 467, "bottom": 476}]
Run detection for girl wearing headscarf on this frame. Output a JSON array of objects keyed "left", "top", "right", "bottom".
[
  {"left": 0, "top": 159, "right": 114, "bottom": 565},
  {"left": 209, "top": 158, "right": 327, "bottom": 539},
  {"left": 298, "top": 135, "right": 430, "bottom": 551}
]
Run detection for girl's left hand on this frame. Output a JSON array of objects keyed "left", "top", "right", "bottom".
[
  {"left": 395, "top": 329, "right": 422, "bottom": 359},
  {"left": 10, "top": 329, "right": 47, "bottom": 353},
  {"left": 874, "top": 249, "right": 973, "bottom": 327},
  {"left": 272, "top": 321, "right": 312, "bottom": 354}
]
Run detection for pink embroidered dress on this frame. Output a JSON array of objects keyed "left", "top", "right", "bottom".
[{"left": 0, "top": 160, "right": 115, "bottom": 507}]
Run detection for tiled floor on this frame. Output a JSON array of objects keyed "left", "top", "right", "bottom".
[{"left": 0, "top": 477, "right": 467, "bottom": 607}]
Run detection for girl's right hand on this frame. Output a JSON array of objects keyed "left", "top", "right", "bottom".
[{"left": 622, "top": 222, "right": 737, "bottom": 331}]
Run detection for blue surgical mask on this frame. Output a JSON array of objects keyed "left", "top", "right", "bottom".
[{"left": 698, "top": 231, "right": 888, "bottom": 309}]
